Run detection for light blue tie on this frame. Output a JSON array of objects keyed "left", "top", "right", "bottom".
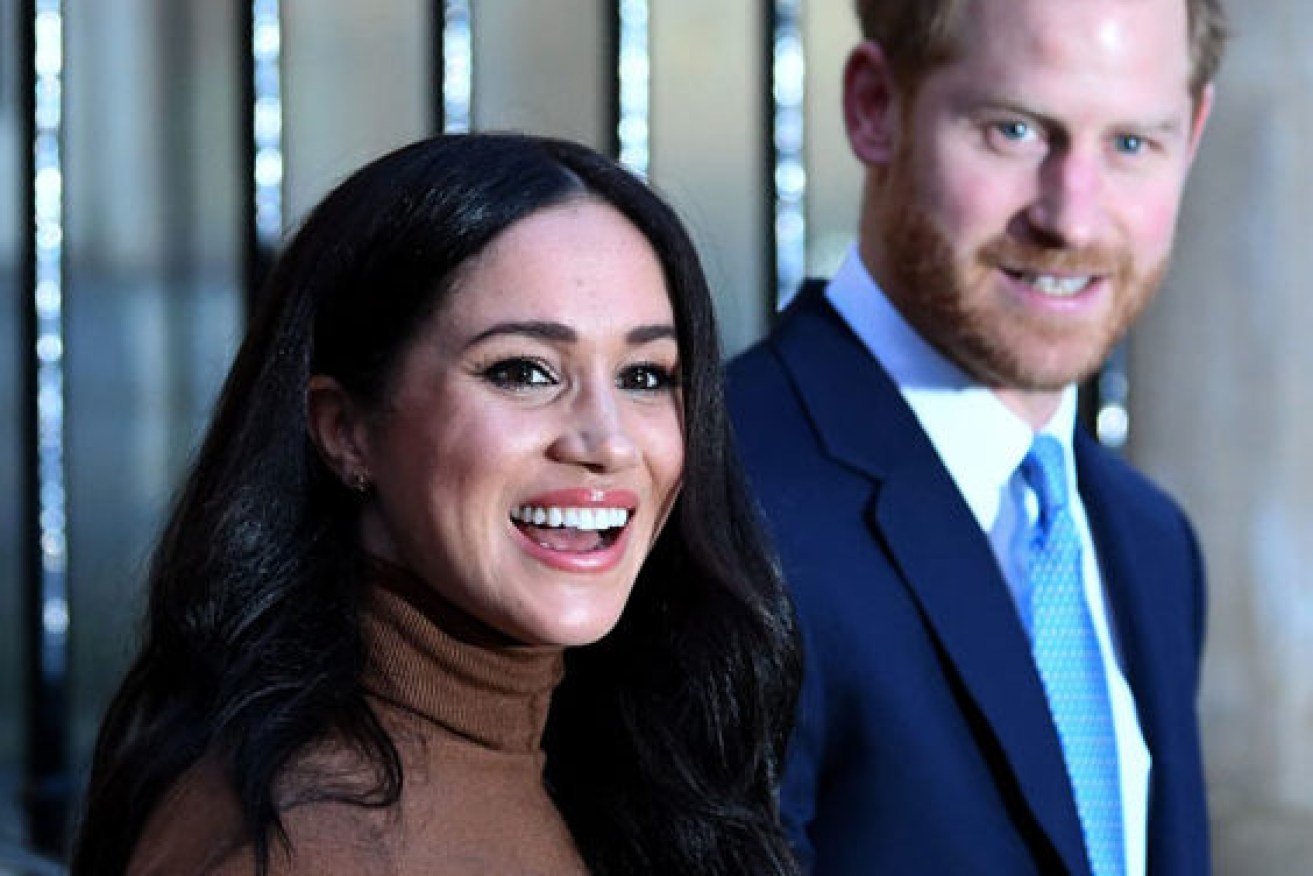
[{"left": 1022, "top": 436, "right": 1125, "bottom": 876}]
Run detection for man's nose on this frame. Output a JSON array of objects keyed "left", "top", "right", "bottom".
[
  {"left": 1025, "top": 146, "right": 1106, "bottom": 248},
  {"left": 548, "top": 381, "right": 640, "bottom": 473}
]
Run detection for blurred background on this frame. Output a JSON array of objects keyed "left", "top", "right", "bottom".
[{"left": 0, "top": 1, "right": 1308, "bottom": 872}]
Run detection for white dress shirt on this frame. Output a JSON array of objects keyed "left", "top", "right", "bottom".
[{"left": 825, "top": 246, "right": 1149, "bottom": 876}]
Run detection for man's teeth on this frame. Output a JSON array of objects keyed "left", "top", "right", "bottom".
[
  {"left": 1023, "top": 273, "right": 1092, "bottom": 296},
  {"left": 511, "top": 506, "right": 630, "bottom": 531}
]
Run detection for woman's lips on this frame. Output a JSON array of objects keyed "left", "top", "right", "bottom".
[{"left": 509, "top": 488, "right": 638, "bottom": 573}]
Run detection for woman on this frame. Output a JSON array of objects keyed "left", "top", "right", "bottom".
[{"left": 72, "top": 134, "right": 800, "bottom": 875}]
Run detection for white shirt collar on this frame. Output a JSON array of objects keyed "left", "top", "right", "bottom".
[{"left": 824, "top": 245, "right": 1079, "bottom": 529}]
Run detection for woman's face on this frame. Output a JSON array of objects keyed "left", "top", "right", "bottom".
[{"left": 355, "top": 198, "right": 684, "bottom": 646}]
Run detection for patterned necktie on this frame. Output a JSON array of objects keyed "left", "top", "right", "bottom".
[{"left": 1021, "top": 436, "right": 1125, "bottom": 876}]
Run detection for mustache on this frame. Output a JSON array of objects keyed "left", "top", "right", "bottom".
[{"left": 978, "top": 236, "right": 1131, "bottom": 277}]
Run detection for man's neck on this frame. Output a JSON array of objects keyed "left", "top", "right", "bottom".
[{"left": 993, "top": 386, "right": 1065, "bottom": 432}]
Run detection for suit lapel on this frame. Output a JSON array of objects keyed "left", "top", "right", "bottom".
[
  {"left": 1075, "top": 434, "right": 1163, "bottom": 743},
  {"left": 1075, "top": 434, "right": 1199, "bottom": 874},
  {"left": 773, "top": 287, "right": 1092, "bottom": 875}
]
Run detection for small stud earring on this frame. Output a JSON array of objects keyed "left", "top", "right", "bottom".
[{"left": 350, "top": 472, "right": 370, "bottom": 494}]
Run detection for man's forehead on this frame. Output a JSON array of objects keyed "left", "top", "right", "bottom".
[{"left": 949, "top": 0, "right": 1192, "bottom": 79}]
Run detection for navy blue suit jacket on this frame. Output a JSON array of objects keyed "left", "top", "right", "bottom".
[{"left": 726, "top": 284, "right": 1209, "bottom": 875}]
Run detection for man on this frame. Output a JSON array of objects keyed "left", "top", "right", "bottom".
[{"left": 727, "top": 0, "right": 1226, "bottom": 873}]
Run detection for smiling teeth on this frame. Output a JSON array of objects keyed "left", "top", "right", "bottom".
[
  {"left": 512, "top": 506, "right": 630, "bottom": 531},
  {"left": 1025, "top": 273, "right": 1092, "bottom": 296}
]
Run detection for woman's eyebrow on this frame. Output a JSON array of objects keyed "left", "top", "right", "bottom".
[
  {"left": 627, "top": 324, "right": 677, "bottom": 345},
  {"left": 465, "top": 321, "right": 677, "bottom": 348},
  {"left": 466, "top": 321, "right": 577, "bottom": 347}
]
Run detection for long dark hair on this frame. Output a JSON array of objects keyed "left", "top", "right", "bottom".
[{"left": 72, "top": 133, "right": 800, "bottom": 875}]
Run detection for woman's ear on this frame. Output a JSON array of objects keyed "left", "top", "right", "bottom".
[
  {"left": 843, "top": 40, "right": 901, "bottom": 167},
  {"left": 306, "top": 375, "right": 373, "bottom": 490}
]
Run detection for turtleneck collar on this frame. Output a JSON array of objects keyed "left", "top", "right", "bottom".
[{"left": 360, "top": 559, "right": 565, "bottom": 754}]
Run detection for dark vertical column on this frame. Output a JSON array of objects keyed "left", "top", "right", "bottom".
[
  {"left": 765, "top": 0, "right": 806, "bottom": 314},
  {"left": 612, "top": 0, "right": 649, "bottom": 178},
  {"left": 18, "top": 0, "right": 72, "bottom": 856},
  {"left": 430, "top": 0, "right": 445, "bottom": 133},
  {"left": 1080, "top": 343, "right": 1130, "bottom": 450},
  {"left": 433, "top": 0, "right": 472, "bottom": 134},
  {"left": 240, "top": 0, "right": 283, "bottom": 315},
  {"left": 603, "top": 0, "right": 619, "bottom": 158}
]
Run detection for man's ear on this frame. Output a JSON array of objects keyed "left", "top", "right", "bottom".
[
  {"left": 306, "top": 374, "right": 372, "bottom": 487},
  {"left": 1185, "top": 83, "right": 1215, "bottom": 166},
  {"left": 843, "top": 40, "right": 901, "bottom": 167}
]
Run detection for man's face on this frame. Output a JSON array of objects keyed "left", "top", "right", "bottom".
[{"left": 868, "top": 0, "right": 1208, "bottom": 392}]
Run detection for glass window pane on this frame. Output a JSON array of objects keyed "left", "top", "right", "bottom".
[
  {"left": 62, "top": 0, "right": 243, "bottom": 768},
  {"left": 803, "top": 3, "right": 860, "bottom": 279},
  {"left": 0, "top": 0, "right": 26, "bottom": 846},
  {"left": 283, "top": 0, "right": 430, "bottom": 228},
  {"left": 472, "top": 0, "right": 608, "bottom": 149},
  {"left": 650, "top": 1, "right": 765, "bottom": 356}
]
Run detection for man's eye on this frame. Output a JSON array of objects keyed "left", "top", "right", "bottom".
[
  {"left": 618, "top": 363, "right": 679, "bottom": 393},
  {"left": 995, "top": 120, "right": 1032, "bottom": 141},
  {"left": 482, "top": 358, "right": 557, "bottom": 389},
  {"left": 1114, "top": 133, "right": 1146, "bottom": 155}
]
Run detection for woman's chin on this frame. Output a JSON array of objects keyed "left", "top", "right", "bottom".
[{"left": 505, "top": 597, "right": 630, "bottom": 648}]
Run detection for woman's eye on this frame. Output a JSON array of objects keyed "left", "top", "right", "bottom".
[
  {"left": 618, "top": 363, "right": 679, "bottom": 393},
  {"left": 482, "top": 358, "right": 557, "bottom": 390}
]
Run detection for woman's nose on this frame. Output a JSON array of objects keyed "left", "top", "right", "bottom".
[{"left": 548, "top": 383, "right": 640, "bottom": 473}]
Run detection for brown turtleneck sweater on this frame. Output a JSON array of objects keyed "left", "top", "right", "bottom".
[{"left": 128, "top": 566, "right": 589, "bottom": 874}]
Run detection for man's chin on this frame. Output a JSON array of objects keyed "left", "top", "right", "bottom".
[{"left": 958, "top": 341, "right": 1114, "bottom": 394}]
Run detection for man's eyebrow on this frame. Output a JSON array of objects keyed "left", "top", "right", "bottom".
[
  {"left": 968, "top": 97, "right": 1062, "bottom": 129},
  {"left": 973, "top": 97, "right": 1188, "bottom": 138},
  {"left": 1132, "top": 116, "right": 1190, "bottom": 138},
  {"left": 465, "top": 321, "right": 678, "bottom": 347}
]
